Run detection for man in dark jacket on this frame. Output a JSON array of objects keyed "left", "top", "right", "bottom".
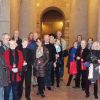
[
  {"left": 0, "top": 33, "right": 10, "bottom": 100},
  {"left": 44, "top": 35, "right": 56, "bottom": 90}
]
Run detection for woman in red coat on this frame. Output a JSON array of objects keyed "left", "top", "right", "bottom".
[{"left": 4, "top": 40, "right": 24, "bottom": 100}]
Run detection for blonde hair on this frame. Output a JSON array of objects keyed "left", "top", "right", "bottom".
[{"left": 91, "top": 41, "right": 100, "bottom": 50}]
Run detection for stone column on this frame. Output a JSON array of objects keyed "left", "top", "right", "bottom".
[
  {"left": 97, "top": 1, "right": 100, "bottom": 42},
  {"left": 88, "top": 0, "right": 99, "bottom": 40},
  {"left": 0, "top": 0, "right": 10, "bottom": 38},
  {"left": 10, "top": 0, "right": 20, "bottom": 36},
  {"left": 19, "top": 0, "right": 37, "bottom": 38},
  {"left": 69, "top": 0, "right": 88, "bottom": 44}
]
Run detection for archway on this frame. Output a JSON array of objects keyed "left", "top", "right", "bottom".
[{"left": 41, "top": 7, "right": 65, "bottom": 34}]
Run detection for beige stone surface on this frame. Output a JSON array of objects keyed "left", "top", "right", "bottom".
[
  {"left": 88, "top": 0, "right": 99, "bottom": 40},
  {"left": 0, "top": 0, "right": 10, "bottom": 38},
  {"left": 1, "top": 0, "right": 100, "bottom": 45},
  {"left": 10, "top": 0, "right": 20, "bottom": 36}
]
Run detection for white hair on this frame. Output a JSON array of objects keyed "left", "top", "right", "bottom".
[{"left": 91, "top": 41, "right": 100, "bottom": 50}]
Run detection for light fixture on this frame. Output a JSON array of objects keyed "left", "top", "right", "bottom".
[
  {"left": 36, "top": 3, "right": 40, "bottom": 7},
  {"left": 60, "top": 22, "right": 63, "bottom": 26}
]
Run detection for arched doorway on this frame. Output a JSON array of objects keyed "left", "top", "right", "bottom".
[{"left": 41, "top": 7, "right": 65, "bottom": 34}]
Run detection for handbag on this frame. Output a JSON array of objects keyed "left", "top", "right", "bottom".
[
  {"left": 83, "top": 62, "right": 90, "bottom": 68},
  {"left": 81, "top": 62, "right": 87, "bottom": 70},
  {"left": 69, "top": 61, "right": 77, "bottom": 75}
]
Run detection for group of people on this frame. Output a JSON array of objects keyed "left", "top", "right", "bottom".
[
  {"left": 0, "top": 30, "right": 67, "bottom": 100},
  {"left": 1, "top": 30, "right": 100, "bottom": 100},
  {"left": 67, "top": 35, "right": 100, "bottom": 99}
]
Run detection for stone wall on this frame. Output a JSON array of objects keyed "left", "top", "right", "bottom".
[
  {"left": 0, "top": 0, "right": 100, "bottom": 45},
  {"left": 0, "top": 0, "right": 10, "bottom": 38}
]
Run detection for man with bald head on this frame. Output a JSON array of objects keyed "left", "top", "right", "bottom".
[{"left": 12, "top": 30, "right": 22, "bottom": 51}]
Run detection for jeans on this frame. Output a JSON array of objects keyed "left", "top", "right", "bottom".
[
  {"left": 4, "top": 82, "right": 20, "bottom": 100},
  {"left": 0, "top": 87, "right": 4, "bottom": 100},
  {"left": 45, "top": 61, "right": 53, "bottom": 87},
  {"left": 4, "top": 85, "right": 11, "bottom": 100},
  {"left": 9, "top": 88, "right": 13, "bottom": 100}
]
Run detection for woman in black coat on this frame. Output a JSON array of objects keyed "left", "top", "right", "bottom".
[
  {"left": 75, "top": 40, "right": 90, "bottom": 90},
  {"left": 85, "top": 41, "right": 100, "bottom": 99},
  {"left": 33, "top": 38, "right": 49, "bottom": 97},
  {"left": 20, "top": 38, "right": 33, "bottom": 100}
]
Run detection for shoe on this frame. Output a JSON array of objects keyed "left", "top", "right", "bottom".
[
  {"left": 47, "top": 87, "right": 51, "bottom": 90},
  {"left": 32, "top": 85, "right": 36, "bottom": 87},
  {"left": 57, "top": 84, "right": 59, "bottom": 87},
  {"left": 94, "top": 95, "right": 98, "bottom": 99},
  {"left": 51, "top": 83, "right": 54, "bottom": 86},
  {"left": 26, "top": 97, "right": 31, "bottom": 100},
  {"left": 82, "top": 88, "right": 85, "bottom": 91},
  {"left": 86, "top": 95, "right": 89, "bottom": 98},
  {"left": 66, "top": 83, "right": 70, "bottom": 86},
  {"left": 41, "top": 94, "right": 46, "bottom": 98},
  {"left": 36, "top": 92, "right": 40, "bottom": 95}
]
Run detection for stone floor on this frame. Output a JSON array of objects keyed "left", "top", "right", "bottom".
[
  {"left": 22, "top": 58, "right": 100, "bottom": 100},
  {"left": 22, "top": 80, "right": 100, "bottom": 100}
]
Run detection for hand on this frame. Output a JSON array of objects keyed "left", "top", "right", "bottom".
[
  {"left": 12, "top": 68, "right": 18, "bottom": 73},
  {"left": 98, "top": 59, "right": 100, "bottom": 63},
  {"left": 90, "top": 63, "right": 93, "bottom": 67},
  {"left": 23, "top": 61, "right": 27, "bottom": 66},
  {"left": 53, "top": 62, "right": 56, "bottom": 68},
  {"left": 13, "top": 64, "right": 16, "bottom": 68},
  {"left": 77, "top": 56, "right": 80, "bottom": 60},
  {"left": 81, "top": 59, "right": 83, "bottom": 62},
  {"left": 56, "top": 54, "right": 59, "bottom": 59}
]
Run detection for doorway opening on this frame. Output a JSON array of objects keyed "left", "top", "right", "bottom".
[{"left": 41, "top": 7, "right": 65, "bottom": 34}]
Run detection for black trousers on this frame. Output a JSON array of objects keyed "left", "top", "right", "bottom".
[
  {"left": 75, "top": 70, "right": 87, "bottom": 89},
  {"left": 51, "top": 66, "right": 55, "bottom": 85},
  {"left": 55, "top": 67, "right": 60, "bottom": 86},
  {"left": 37, "top": 77, "right": 45, "bottom": 95},
  {"left": 67, "top": 75, "right": 73, "bottom": 85},
  {"left": 85, "top": 70, "right": 98, "bottom": 96},
  {"left": 19, "top": 65, "right": 32, "bottom": 98}
]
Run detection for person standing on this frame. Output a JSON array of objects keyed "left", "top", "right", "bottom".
[
  {"left": 75, "top": 40, "right": 90, "bottom": 90},
  {"left": 85, "top": 41, "right": 100, "bottom": 99},
  {"left": 0, "top": 33, "right": 10, "bottom": 100},
  {"left": 56, "top": 31, "right": 67, "bottom": 79},
  {"left": 54, "top": 39, "right": 62, "bottom": 87},
  {"left": 49, "top": 34, "right": 56, "bottom": 86},
  {"left": 12, "top": 30, "right": 22, "bottom": 51},
  {"left": 4, "top": 40, "right": 24, "bottom": 100},
  {"left": 27, "top": 32, "right": 39, "bottom": 87},
  {"left": 20, "top": 38, "right": 33, "bottom": 100},
  {"left": 44, "top": 35, "right": 56, "bottom": 90},
  {"left": 66, "top": 41, "right": 78, "bottom": 86},
  {"left": 77, "top": 35, "right": 82, "bottom": 48},
  {"left": 33, "top": 38, "right": 49, "bottom": 97},
  {"left": 87, "top": 38, "right": 93, "bottom": 50}
]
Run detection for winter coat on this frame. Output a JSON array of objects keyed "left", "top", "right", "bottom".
[
  {"left": 33, "top": 47, "right": 49, "bottom": 77},
  {"left": 0, "top": 46, "right": 9, "bottom": 87}
]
